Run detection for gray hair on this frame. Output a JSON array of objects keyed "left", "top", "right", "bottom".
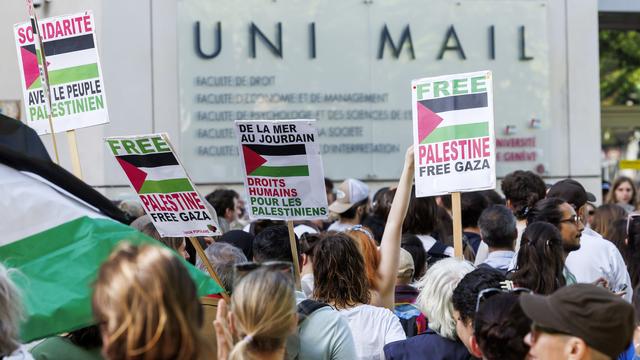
[
  {"left": 414, "top": 257, "right": 474, "bottom": 340},
  {"left": 196, "top": 242, "right": 247, "bottom": 293},
  {"left": 0, "top": 263, "right": 22, "bottom": 355},
  {"left": 478, "top": 205, "right": 517, "bottom": 248}
]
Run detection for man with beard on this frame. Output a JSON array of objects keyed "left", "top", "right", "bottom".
[
  {"left": 526, "top": 197, "right": 584, "bottom": 284},
  {"left": 547, "top": 179, "right": 632, "bottom": 302}
]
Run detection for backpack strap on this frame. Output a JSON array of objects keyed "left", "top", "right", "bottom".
[{"left": 298, "top": 299, "right": 330, "bottom": 316}]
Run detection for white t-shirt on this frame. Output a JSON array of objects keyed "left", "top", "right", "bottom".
[
  {"left": 301, "top": 273, "right": 314, "bottom": 298},
  {"left": 417, "top": 234, "right": 454, "bottom": 257},
  {"left": 565, "top": 227, "right": 633, "bottom": 302},
  {"left": 339, "top": 304, "right": 406, "bottom": 360}
]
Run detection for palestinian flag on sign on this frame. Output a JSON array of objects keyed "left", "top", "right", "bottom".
[
  {"left": 115, "top": 151, "right": 194, "bottom": 194},
  {"left": 20, "top": 32, "right": 99, "bottom": 90},
  {"left": 417, "top": 91, "right": 490, "bottom": 144},
  {"left": 242, "top": 144, "right": 309, "bottom": 177},
  {"left": 0, "top": 146, "right": 222, "bottom": 341}
]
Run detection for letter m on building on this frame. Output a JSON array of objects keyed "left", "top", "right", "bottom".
[{"left": 378, "top": 24, "right": 415, "bottom": 59}]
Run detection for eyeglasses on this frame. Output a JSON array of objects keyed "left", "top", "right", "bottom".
[
  {"left": 475, "top": 286, "right": 532, "bottom": 312},
  {"left": 559, "top": 214, "right": 582, "bottom": 225},
  {"left": 529, "top": 323, "right": 571, "bottom": 343},
  {"left": 233, "top": 261, "right": 294, "bottom": 285}
]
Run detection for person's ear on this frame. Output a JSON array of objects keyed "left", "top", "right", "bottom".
[
  {"left": 225, "top": 207, "right": 234, "bottom": 220},
  {"left": 565, "top": 337, "right": 588, "bottom": 360},
  {"left": 469, "top": 335, "right": 483, "bottom": 358},
  {"left": 301, "top": 254, "right": 308, "bottom": 266}
]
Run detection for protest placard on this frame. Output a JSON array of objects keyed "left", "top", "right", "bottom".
[
  {"left": 234, "top": 119, "right": 329, "bottom": 220},
  {"left": 412, "top": 70, "right": 496, "bottom": 198},
  {"left": 106, "top": 134, "right": 220, "bottom": 238},
  {"left": 14, "top": 11, "right": 109, "bottom": 135}
]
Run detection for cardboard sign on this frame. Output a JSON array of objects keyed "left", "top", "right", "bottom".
[
  {"left": 14, "top": 11, "right": 109, "bottom": 134},
  {"left": 106, "top": 134, "right": 220, "bottom": 237},
  {"left": 412, "top": 70, "right": 496, "bottom": 197},
  {"left": 234, "top": 120, "right": 329, "bottom": 220}
]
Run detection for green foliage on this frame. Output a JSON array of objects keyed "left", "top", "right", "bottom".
[{"left": 600, "top": 30, "right": 640, "bottom": 106}]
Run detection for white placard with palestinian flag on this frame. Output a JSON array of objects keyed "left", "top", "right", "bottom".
[
  {"left": 14, "top": 11, "right": 109, "bottom": 134},
  {"left": 412, "top": 70, "right": 496, "bottom": 197},
  {"left": 106, "top": 133, "right": 220, "bottom": 237},
  {"left": 234, "top": 120, "right": 329, "bottom": 220}
]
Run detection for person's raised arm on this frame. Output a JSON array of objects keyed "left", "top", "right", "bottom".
[{"left": 377, "top": 146, "right": 414, "bottom": 310}]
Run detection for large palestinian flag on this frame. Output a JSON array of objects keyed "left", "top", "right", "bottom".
[
  {"left": 417, "top": 91, "right": 490, "bottom": 144},
  {"left": 0, "top": 146, "right": 222, "bottom": 341},
  {"left": 242, "top": 144, "right": 309, "bottom": 177}
]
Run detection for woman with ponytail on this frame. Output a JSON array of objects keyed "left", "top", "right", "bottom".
[
  {"left": 475, "top": 170, "right": 547, "bottom": 264},
  {"left": 508, "top": 222, "right": 567, "bottom": 294},
  {"left": 214, "top": 267, "right": 297, "bottom": 360}
]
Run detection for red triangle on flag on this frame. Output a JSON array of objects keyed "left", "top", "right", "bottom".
[
  {"left": 116, "top": 157, "right": 148, "bottom": 192},
  {"left": 242, "top": 145, "right": 267, "bottom": 175},
  {"left": 20, "top": 47, "right": 40, "bottom": 89},
  {"left": 417, "top": 101, "right": 444, "bottom": 143}
]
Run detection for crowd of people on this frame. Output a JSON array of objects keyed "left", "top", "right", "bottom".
[{"left": 1, "top": 146, "right": 640, "bottom": 360}]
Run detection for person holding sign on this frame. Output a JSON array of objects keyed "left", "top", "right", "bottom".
[{"left": 312, "top": 146, "right": 416, "bottom": 357}]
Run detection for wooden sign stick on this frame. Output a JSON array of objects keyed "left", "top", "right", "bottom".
[
  {"left": 26, "top": 0, "right": 60, "bottom": 164},
  {"left": 451, "top": 192, "right": 464, "bottom": 258},
  {"left": 286, "top": 220, "right": 302, "bottom": 290},
  {"left": 66, "top": 130, "right": 83, "bottom": 179},
  {"left": 189, "top": 237, "right": 230, "bottom": 303}
]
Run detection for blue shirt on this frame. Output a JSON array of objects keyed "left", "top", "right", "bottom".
[{"left": 482, "top": 250, "right": 515, "bottom": 271}]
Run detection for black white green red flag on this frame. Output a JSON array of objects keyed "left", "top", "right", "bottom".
[
  {"left": 106, "top": 133, "right": 220, "bottom": 237},
  {"left": 235, "top": 120, "right": 329, "bottom": 220},
  {"left": 412, "top": 70, "right": 496, "bottom": 197},
  {"left": 14, "top": 11, "right": 109, "bottom": 134},
  {"left": 0, "top": 145, "right": 222, "bottom": 342}
]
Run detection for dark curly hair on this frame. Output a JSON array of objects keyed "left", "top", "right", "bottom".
[
  {"left": 474, "top": 293, "right": 531, "bottom": 360},
  {"left": 501, "top": 170, "right": 546, "bottom": 220},
  {"left": 312, "top": 232, "right": 370, "bottom": 309},
  {"left": 451, "top": 267, "right": 506, "bottom": 325}
]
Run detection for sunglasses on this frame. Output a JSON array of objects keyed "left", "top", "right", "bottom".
[
  {"left": 475, "top": 286, "right": 532, "bottom": 312},
  {"left": 233, "top": 261, "right": 294, "bottom": 285},
  {"left": 348, "top": 225, "right": 375, "bottom": 241}
]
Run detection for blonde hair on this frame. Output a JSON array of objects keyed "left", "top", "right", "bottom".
[
  {"left": 92, "top": 243, "right": 212, "bottom": 360},
  {"left": 228, "top": 268, "right": 296, "bottom": 360},
  {"left": 414, "top": 257, "right": 474, "bottom": 340},
  {"left": 0, "top": 263, "right": 22, "bottom": 356}
]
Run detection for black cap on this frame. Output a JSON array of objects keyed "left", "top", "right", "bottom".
[
  {"left": 520, "top": 284, "right": 635, "bottom": 358},
  {"left": 547, "top": 179, "right": 596, "bottom": 208}
]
